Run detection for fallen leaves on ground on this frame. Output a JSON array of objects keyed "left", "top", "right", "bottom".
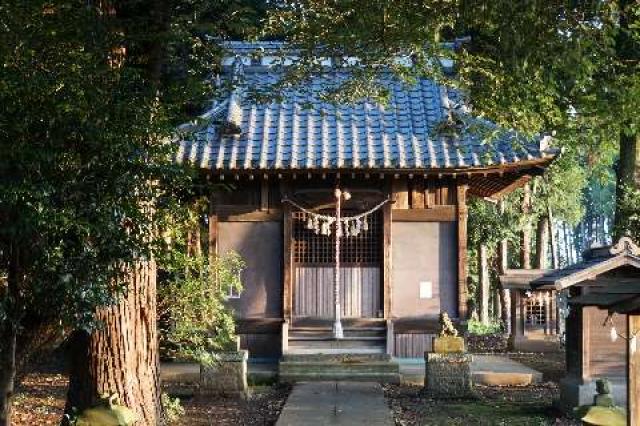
[
  {"left": 12, "top": 371, "right": 68, "bottom": 426},
  {"left": 172, "top": 384, "right": 290, "bottom": 425},
  {"left": 383, "top": 383, "right": 580, "bottom": 426}
]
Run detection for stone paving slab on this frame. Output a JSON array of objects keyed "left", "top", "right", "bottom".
[
  {"left": 397, "top": 354, "right": 543, "bottom": 386},
  {"left": 276, "top": 382, "right": 394, "bottom": 426}
]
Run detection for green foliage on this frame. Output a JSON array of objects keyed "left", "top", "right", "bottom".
[
  {"left": 615, "top": 185, "right": 640, "bottom": 242},
  {"left": 0, "top": 0, "right": 265, "bottom": 348},
  {"left": 264, "top": 1, "right": 640, "bottom": 141},
  {"left": 468, "top": 198, "right": 518, "bottom": 251},
  {"left": 159, "top": 250, "right": 244, "bottom": 364},
  {"left": 71, "top": 394, "right": 138, "bottom": 426},
  {"left": 157, "top": 198, "right": 245, "bottom": 364},
  {"left": 161, "top": 393, "right": 185, "bottom": 424},
  {"left": 466, "top": 319, "right": 503, "bottom": 336}
]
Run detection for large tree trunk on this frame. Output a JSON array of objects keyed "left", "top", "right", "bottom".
[
  {"left": 0, "top": 326, "right": 17, "bottom": 426},
  {"left": 0, "top": 246, "right": 20, "bottom": 426},
  {"left": 64, "top": 2, "right": 169, "bottom": 422},
  {"left": 520, "top": 183, "right": 532, "bottom": 269},
  {"left": 478, "top": 243, "right": 490, "bottom": 325},
  {"left": 614, "top": 132, "right": 640, "bottom": 239},
  {"left": 65, "top": 261, "right": 161, "bottom": 425},
  {"left": 497, "top": 203, "right": 511, "bottom": 332},
  {"left": 534, "top": 216, "right": 549, "bottom": 269},
  {"left": 547, "top": 206, "right": 558, "bottom": 269}
]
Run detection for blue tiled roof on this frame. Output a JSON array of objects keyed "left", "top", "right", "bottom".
[{"left": 176, "top": 48, "right": 555, "bottom": 172}]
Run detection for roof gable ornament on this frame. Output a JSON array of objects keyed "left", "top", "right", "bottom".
[
  {"left": 609, "top": 237, "right": 640, "bottom": 257},
  {"left": 231, "top": 55, "right": 245, "bottom": 84}
]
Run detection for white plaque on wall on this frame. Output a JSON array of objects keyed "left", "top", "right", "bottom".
[{"left": 419, "top": 281, "right": 433, "bottom": 299}]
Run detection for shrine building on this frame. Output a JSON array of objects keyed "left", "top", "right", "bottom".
[{"left": 176, "top": 41, "right": 558, "bottom": 360}]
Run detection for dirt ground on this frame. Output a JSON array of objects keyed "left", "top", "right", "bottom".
[
  {"left": 13, "top": 350, "right": 573, "bottom": 425},
  {"left": 384, "top": 383, "right": 579, "bottom": 426},
  {"left": 505, "top": 351, "right": 567, "bottom": 383},
  {"left": 173, "top": 385, "right": 290, "bottom": 425},
  {"left": 11, "top": 356, "right": 289, "bottom": 426},
  {"left": 383, "top": 350, "right": 579, "bottom": 426}
]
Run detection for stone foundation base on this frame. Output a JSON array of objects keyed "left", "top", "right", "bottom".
[
  {"left": 200, "top": 350, "right": 248, "bottom": 398},
  {"left": 424, "top": 353, "right": 473, "bottom": 397},
  {"left": 558, "top": 377, "right": 627, "bottom": 412}
]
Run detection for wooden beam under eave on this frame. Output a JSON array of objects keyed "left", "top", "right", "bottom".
[
  {"left": 457, "top": 183, "right": 469, "bottom": 319},
  {"left": 629, "top": 314, "right": 640, "bottom": 426},
  {"left": 487, "top": 175, "right": 532, "bottom": 200},
  {"left": 391, "top": 177, "right": 409, "bottom": 209},
  {"left": 391, "top": 206, "right": 455, "bottom": 222}
]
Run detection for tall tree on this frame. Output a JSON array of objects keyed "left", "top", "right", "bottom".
[
  {"left": 0, "top": 1, "right": 266, "bottom": 423},
  {"left": 264, "top": 0, "right": 639, "bottom": 235}
]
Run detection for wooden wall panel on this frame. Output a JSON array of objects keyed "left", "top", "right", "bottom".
[
  {"left": 392, "top": 178, "right": 409, "bottom": 209},
  {"left": 394, "top": 177, "right": 456, "bottom": 210},
  {"left": 293, "top": 266, "right": 381, "bottom": 318},
  {"left": 393, "top": 333, "right": 435, "bottom": 357},
  {"left": 238, "top": 332, "right": 281, "bottom": 358},
  {"left": 586, "top": 307, "right": 627, "bottom": 378}
]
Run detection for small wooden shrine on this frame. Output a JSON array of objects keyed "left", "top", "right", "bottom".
[
  {"left": 499, "top": 269, "right": 560, "bottom": 352},
  {"left": 504, "top": 237, "right": 640, "bottom": 423}
]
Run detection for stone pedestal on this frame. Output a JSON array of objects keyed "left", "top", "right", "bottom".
[
  {"left": 558, "top": 377, "right": 628, "bottom": 412},
  {"left": 200, "top": 350, "right": 248, "bottom": 398},
  {"left": 433, "top": 336, "right": 465, "bottom": 354},
  {"left": 424, "top": 353, "right": 473, "bottom": 397}
]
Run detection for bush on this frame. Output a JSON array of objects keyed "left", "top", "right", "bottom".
[
  {"left": 157, "top": 199, "right": 246, "bottom": 364},
  {"left": 161, "top": 393, "right": 185, "bottom": 424},
  {"left": 158, "top": 250, "right": 245, "bottom": 364},
  {"left": 466, "top": 319, "right": 503, "bottom": 335}
]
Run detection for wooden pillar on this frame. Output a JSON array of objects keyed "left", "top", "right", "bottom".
[
  {"left": 383, "top": 190, "right": 392, "bottom": 319},
  {"left": 281, "top": 183, "right": 293, "bottom": 322},
  {"left": 260, "top": 179, "right": 269, "bottom": 211},
  {"left": 582, "top": 307, "right": 591, "bottom": 380},
  {"left": 545, "top": 291, "right": 552, "bottom": 335},
  {"left": 522, "top": 293, "right": 528, "bottom": 337},
  {"left": 564, "top": 288, "right": 584, "bottom": 379},
  {"left": 509, "top": 291, "right": 525, "bottom": 348},
  {"left": 628, "top": 314, "right": 640, "bottom": 426},
  {"left": 456, "top": 183, "right": 469, "bottom": 319}
]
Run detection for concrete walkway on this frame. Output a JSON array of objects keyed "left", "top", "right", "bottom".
[
  {"left": 276, "top": 382, "right": 394, "bottom": 426},
  {"left": 398, "top": 354, "right": 543, "bottom": 386}
]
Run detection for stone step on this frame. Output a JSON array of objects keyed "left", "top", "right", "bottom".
[
  {"left": 279, "top": 354, "right": 400, "bottom": 384},
  {"left": 281, "top": 353, "right": 392, "bottom": 363},
  {"left": 289, "top": 336, "right": 385, "bottom": 341},
  {"left": 289, "top": 328, "right": 387, "bottom": 337},
  {"left": 288, "top": 339, "right": 385, "bottom": 350},
  {"left": 284, "top": 347, "right": 386, "bottom": 355},
  {"left": 290, "top": 326, "right": 386, "bottom": 332},
  {"left": 279, "top": 371, "right": 400, "bottom": 383}
]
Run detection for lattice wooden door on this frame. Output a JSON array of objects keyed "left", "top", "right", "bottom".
[{"left": 291, "top": 209, "right": 382, "bottom": 318}]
